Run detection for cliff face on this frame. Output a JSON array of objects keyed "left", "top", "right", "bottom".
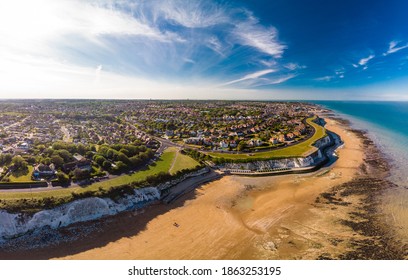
[
  {"left": 221, "top": 135, "right": 332, "bottom": 172},
  {"left": 0, "top": 187, "right": 160, "bottom": 242},
  {"left": 222, "top": 156, "right": 318, "bottom": 171},
  {"left": 314, "top": 135, "right": 332, "bottom": 149},
  {"left": 0, "top": 167, "right": 209, "bottom": 242}
]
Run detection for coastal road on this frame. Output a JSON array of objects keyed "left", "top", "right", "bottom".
[
  {"left": 153, "top": 136, "right": 183, "bottom": 153},
  {"left": 162, "top": 168, "right": 222, "bottom": 204}
]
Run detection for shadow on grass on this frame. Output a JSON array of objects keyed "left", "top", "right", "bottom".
[{"left": 10, "top": 168, "right": 30, "bottom": 179}]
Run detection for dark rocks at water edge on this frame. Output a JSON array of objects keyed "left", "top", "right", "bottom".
[{"left": 315, "top": 126, "right": 407, "bottom": 260}]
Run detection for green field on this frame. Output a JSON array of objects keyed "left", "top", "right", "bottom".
[
  {"left": 169, "top": 150, "right": 200, "bottom": 174},
  {"left": 0, "top": 147, "right": 197, "bottom": 202},
  {"left": 206, "top": 116, "right": 326, "bottom": 160}
]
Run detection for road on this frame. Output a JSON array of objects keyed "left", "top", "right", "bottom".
[{"left": 161, "top": 168, "right": 222, "bottom": 204}]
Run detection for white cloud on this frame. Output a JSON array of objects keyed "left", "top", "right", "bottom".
[
  {"left": 183, "top": 58, "right": 196, "bottom": 64},
  {"left": 264, "top": 74, "right": 296, "bottom": 85},
  {"left": 315, "top": 76, "right": 334, "bottom": 82},
  {"left": 207, "top": 36, "right": 225, "bottom": 56},
  {"left": 260, "top": 59, "right": 277, "bottom": 67},
  {"left": 233, "top": 16, "right": 285, "bottom": 57},
  {"left": 0, "top": 0, "right": 176, "bottom": 47},
  {"left": 0, "top": 0, "right": 296, "bottom": 97},
  {"left": 284, "top": 63, "right": 306, "bottom": 71},
  {"left": 221, "top": 69, "right": 276, "bottom": 86},
  {"left": 150, "top": 1, "right": 286, "bottom": 58},
  {"left": 155, "top": 0, "right": 228, "bottom": 28},
  {"left": 383, "top": 40, "right": 408, "bottom": 56},
  {"left": 358, "top": 54, "right": 375, "bottom": 66}
]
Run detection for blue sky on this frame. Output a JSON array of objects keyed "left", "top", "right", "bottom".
[{"left": 0, "top": 0, "right": 407, "bottom": 100}]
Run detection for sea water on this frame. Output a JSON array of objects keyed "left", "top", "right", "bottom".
[
  {"left": 314, "top": 101, "right": 408, "bottom": 242},
  {"left": 314, "top": 101, "right": 408, "bottom": 185}
]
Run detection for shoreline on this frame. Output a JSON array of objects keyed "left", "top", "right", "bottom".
[{"left": 0, "top": 116, "right": 405, "bottom": 259}]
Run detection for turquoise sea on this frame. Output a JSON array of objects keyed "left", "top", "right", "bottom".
[{"left": 314, "top": 101, "right": 408, "bottom": 186}]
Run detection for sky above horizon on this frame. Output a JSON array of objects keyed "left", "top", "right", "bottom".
[{"left": 1, "top": 0, "right": 408, "bottom": 100}]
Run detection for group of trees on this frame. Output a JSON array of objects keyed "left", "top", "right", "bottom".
[
  {"left": 0, "top": 155, "right": 29, "bottom": 182},
  {"left": 0, "top": 139, "right": 157, "bottom": 183},
  {"left": 0, "top": 154, "right": 13, "bottom": 166},
  {"left": 183, "top": 149, "right": 209, "bottom": 163},
  {"left": 93, "top": 143, "right": 154, "bottom": 174}
]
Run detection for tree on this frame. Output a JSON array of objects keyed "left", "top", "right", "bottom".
[
  {"left": 113, "top": 161, "right": 128, "bottom": 174},
  {"left": 56, "top": 149, "right": 73, "bottom": 163},
  {"left": 93, "top": 155, "right": 106, "bottom": 166},
  {"left": 41, "top": 157, "right": 52, "bottom": 165},
  {"left": 73, "top": 168, "right": 90, "bottom": 181},
  {"left": 51, "top": 155, "right": 64, "bottom": 168},
  {"left": 0, "top": 154, "right": 13, "bottom": 166},
  {"left": 26, "top": 156, "right": 36, "bottom": 165},
  {"left": 85, "top": 151, "right": 94, "bottom": 159},
  {"left": 12, "top": 156, "right": 28, "bottom": 171},
  {"left": 237, "top": 141, "right": 246, "bottom": 151},
  {"left": 77, "top": 143, "right": 87, "bottom": 155},
  {"left": 102, "top": 160, "right": 112, "bottom": 170},
  {"left": 117, "top": 152, "right": 130, "bottom": 164},
  {"left": 129, "top": 155, "right": 142, "bottom": 167},
  {"left": 43, "top": 147, "right": 54, "bottom": 157},
  {"left": 57, "top": 171, "right": 70, "bottom": 184},
  {"left": 36, "top": 144, "right": 46, "bottom": 152}
]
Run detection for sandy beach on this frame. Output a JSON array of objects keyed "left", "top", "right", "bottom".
[{"left": 52, "top": 118, "right": 369, "bottom": 259}]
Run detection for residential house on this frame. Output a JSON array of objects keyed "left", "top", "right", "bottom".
[
  {"left": 32, "top": 163, "right": 56, "bottom": 180},
  {"left": 219, "top": 140, "right": 229, "bottom": 149}
]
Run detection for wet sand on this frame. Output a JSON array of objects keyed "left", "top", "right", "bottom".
[{"left": 55, "top": 118, "right": 370, "bottom": 259}]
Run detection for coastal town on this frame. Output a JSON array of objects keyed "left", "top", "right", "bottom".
[
  {"left": 0, "top": 100, "right": 328, "bottom": 188},
  {"left": 1, "top": 100, "right": 404, "bottom": 262},
  {"left": 0, "top": 100, "right": 337, "bottom": 244},
  {"left": 132, "top": 101, "right": 318, "bottom": 151}
]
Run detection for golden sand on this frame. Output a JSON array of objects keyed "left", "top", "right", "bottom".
[{"left": 58, "top": 118, "right": 366, "bottom": 259}]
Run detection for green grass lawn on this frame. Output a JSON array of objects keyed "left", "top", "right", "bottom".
[
  {"left": 0, "top": 147, "right": 198, "bottom": 202},
  {"left": 88, "top": 147, "right": 178, "bottom": 190},
  {"left": 206, "top": 116, "right": 326, "bottom": 160},
  {"left": 8, "top": 165, "right": 35, "bottom": 182},
  {"left": 169, "top": 150, "right": 200, "bottom": 174}
]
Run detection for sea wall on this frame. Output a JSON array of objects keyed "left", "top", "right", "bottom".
[
  {"left": 222, "top": 155, "right": 318, "bottom": 171},
  {"left": 0, "top": 167, "right": 209, "bottom": 242},
  {"left": 221, "top": 135, "right": 332, "bottom": 172}
]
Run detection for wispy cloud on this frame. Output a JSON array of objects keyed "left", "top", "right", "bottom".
[
  {"left": 284, "top": 63, "right": 306, "bottom": 71},
  {"left": 260, "top": 59, "right": 277, "bottom": 67},
  {"left": 206, "top": 36, "right": 225, "bottom": 56},
  {"left": 233, "top": 15, "right": 286, "bottom": 57},
  {"left": 221, "top": 69, "right": 276, "bottom": 86},
  {"left": 315, "top": 76, "right": 335, "bottom": 82},
  {"left": 0, "top": 0, "right": 296, "bottom": 98},
  {"left": 0, "top": 0, "right": 178, "bottom": 46},
  {"left": 383, "top": 40, "right": 408, "bottom": 56},
  {"left": 223, "top": 73, "right": 296, "bottom": 88},
  {"left": 154, "top": 0, "right": 228, "bottom": 28},
  {"left": 265, "top": 74, "right": 297, "bottom": 85},
  {"left": 358, "top": 54, "right": 375, "bottom": 66}
]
